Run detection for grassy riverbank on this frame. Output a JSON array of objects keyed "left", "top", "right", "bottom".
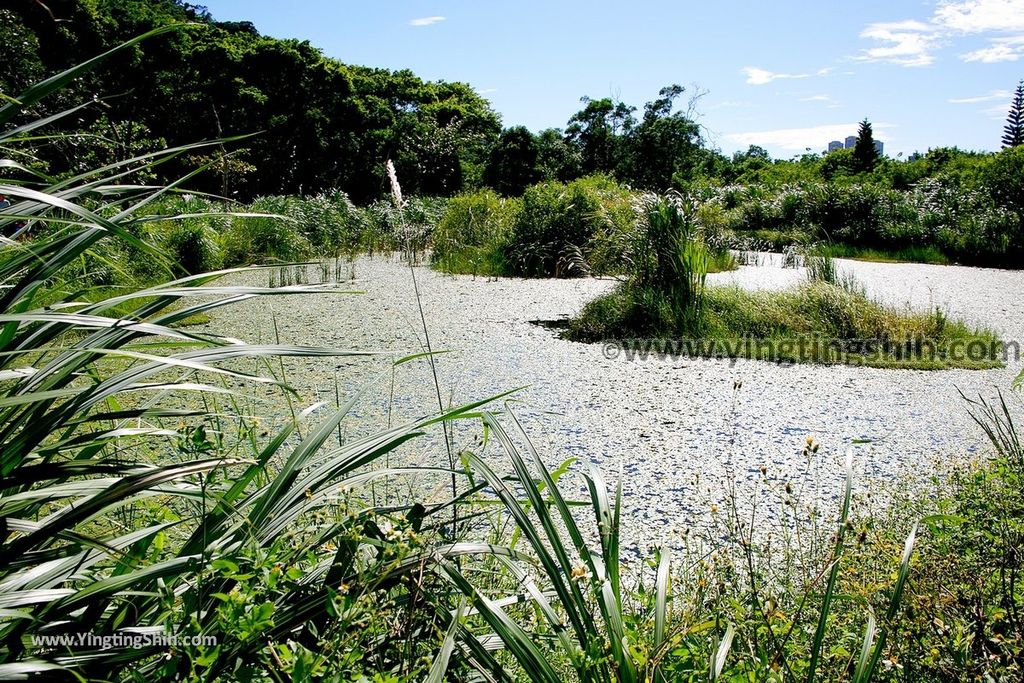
[{"left": 811, "top": 243, "right": 951, "bottom": 266}]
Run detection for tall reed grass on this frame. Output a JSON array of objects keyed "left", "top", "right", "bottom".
[
  {"left": 629, "top": 191, "right": 709, "bottom": 332},
  {"left": 0, "top": 31, "right": 493, "bottom": 680}
]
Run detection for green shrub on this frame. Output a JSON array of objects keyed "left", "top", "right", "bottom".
[
  {"left": 162, "top": 219, "right": 221, "bottom": 274},
  {"left": 221, "top": 196, "right": 312, "bottom": 265},
  {"left": 805, "top": 250, "right": 839, "bottom": 285},
  {"left": 736, "top": 185, "right": 784, "bottom": 232},
  {"left": 290, "top": 190, "right": 368, "bottom": 255},
  {"left": 362, "top": 196, "right": 447, "bottom": 254},
  {"left": 979, "top": 146, "right": 1024, "bottom": 258},
  {"left": 403, "top": 195, "right": 449, "bottom": 231},
  {"left": 982, "top": 146, "right": 1024, "bottom": 216},
  {"left": 706, "top": 174, "right": 1022, "bottom": 266},
  {"left": 432, "top": 189, "right": 519, "bottom": 275},
  {"left": 142, "top": 196, "right": 225, "bottom": 275},
  {"left": 695, "top": 199, "right": 729, "bottom": 234},
  {"left": 628, "top": 192, "right": 708, "bottom": 331},
  {"left": 506, "top": 175, "right": 634, "bottom": 277}
]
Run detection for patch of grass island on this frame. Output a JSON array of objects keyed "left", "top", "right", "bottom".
[{"left": 566, "top": 194, "right": 1003, "bottom": 370}]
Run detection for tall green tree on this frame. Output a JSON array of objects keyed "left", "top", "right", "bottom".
[
  {"left": 724, "top": 145, "right": 773, "bottom": 183},
  {"left": 484, "top": 126, "right": 542, "bottom": 195},
  {"left": 1003, "top": 81, "right": 1024, "bottom": 148},
  {"left": 621, "top": 84, "right": 703, "bottom": 189},
  {"left": 565, "top": 96, "right": 635, "bottom": 175},
  {"left": 535, "top": 128, "right": 582, "bottom": 182},
  {"left": 852, "top": 118, "right": 880, "bottom": 173}
]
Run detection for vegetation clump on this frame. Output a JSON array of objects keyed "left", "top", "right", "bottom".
[
  {"left": 433, "top": 178, "right": 736, "bottom": 279},
  {"left": 568, "top": 195, "right": 1002, "bottom": 369},
  {"left": 431, "top": 188, "right": 519, "bottom": 276},
  {"left": 690, "top": 148, "right": 1024, "bottom": 268},
  {"left": 505, "top": 175, "right": 635, "bottom": 277}
]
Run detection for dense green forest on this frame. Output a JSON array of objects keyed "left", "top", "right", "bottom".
[
  {"left": 1, "top": 0, "right": 503, "bottom": 201},
  {"left": 0, "top": 0, "right": 723, "bottom": 199}
]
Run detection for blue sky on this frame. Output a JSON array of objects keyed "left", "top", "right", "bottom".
[{"left": 200, "top": 0, "right": 1023, "bottom": 159}]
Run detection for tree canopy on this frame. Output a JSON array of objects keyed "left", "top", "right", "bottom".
[
  {"left": 0, "top": 0, "right": 501, "bottom": 202},
  {"left": 3, "top": 1, "right": 1016, "bottom": 204}
]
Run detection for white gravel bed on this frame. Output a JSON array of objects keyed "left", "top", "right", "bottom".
[{"left": 205, "top": 255, "right": 1024, "bottom": 550}]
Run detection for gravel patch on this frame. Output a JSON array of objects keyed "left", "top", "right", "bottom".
[{"left": 207, "top": 255, "right": 1024, "bottom": 550}]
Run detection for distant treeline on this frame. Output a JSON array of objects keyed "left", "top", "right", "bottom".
[
  {"left": 3, "top": 1, "right": 731, "bottom": 201},
  {"left": 1, "top": 0, "right": 501, "bottom": 201},
  {"left": 2, "top": 0, "right": 1022, "bottom": 267}
]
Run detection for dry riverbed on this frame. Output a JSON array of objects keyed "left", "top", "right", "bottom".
[{"left": 207, "top": 255, "right": 1024, "bottom": 550}]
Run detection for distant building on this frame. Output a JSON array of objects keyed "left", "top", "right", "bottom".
[{"left": 823, "top": 132, "right": 886, "bottom": 157}]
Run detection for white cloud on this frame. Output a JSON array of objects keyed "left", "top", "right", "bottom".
[
  {"left": 856, "top": 0, "right": 1024, "bottom": 66},
  {"left": 741, "top": 67, "right": 811, "bottom": 85},
  {"left": 727, "top": 123, "right": 893, "bottom": 151},
  {"left": 933, "top": 0, "right": 1024, "bottom": 33},
  {"left": 409, "top": 16, "right": 445, "bottom": 27},
  {"left": 961, "top": 35, "right": 1024, "bottom": 61},
  {"left": 948, "top": 89, "right": 1011, "bottom": 102},
  {"left": 476, "top": 87, "right": 499, "bottom": 94},
  {"left": 983, "top": 103, "right": 1013, "bottom": 119},
  {"left": 857, "top": 21, "right": 939, "bottom": 66},
  {"left": 800, "top": 94, "right": 843, "bottom": 108},
  {"left": 741, "top": 65, "right": 835, "bottom": 86}
]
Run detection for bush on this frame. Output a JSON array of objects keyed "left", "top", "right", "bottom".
[
  {"left": 162, "top": 219, "right": 221, "bottom": 274},
  {"left": 982, "top": 146, "right": 1024, "bottom": 216},
  {"left": 119, "top": 195, "right": 224, "bottom": 278},
  {"left": 362, "top": 196, "right": 447, "bottom": 255},
  {"left": 432, "top": 189, "right": 519, "bottom": 275},
  {"left": 705, "top": 174, "right": 1021, "bottom": 266},
  {"left": 979, "top": 146, "right": 1024, "bottom": 257},
  {"left": 289, "top": 190, "right": 368, "bottom": 256},
  {"left": 628, "top": 192, "right": 708, "bottom": 331},
  {"left": 506, "top": 175, "right": 634, "bottom": 277},
  {"left": 221, "top": 196, "right": 312, "bottom": 265}
]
